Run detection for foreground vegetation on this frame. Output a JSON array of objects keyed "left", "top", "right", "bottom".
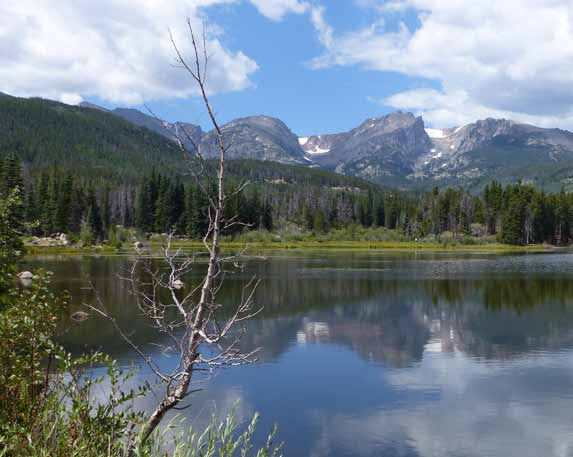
[{"left": 0, "top": 197, "right": 282, "bottom": 455}]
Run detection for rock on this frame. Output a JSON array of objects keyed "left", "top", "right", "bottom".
[
  {"left": 17, "top": 271, "right": 33, "bottom": 280},
  {"left": 71, "top": 311, "right": 90, "bottom": 322},
  {"left": 17, "top": 271, "right": 34, "bottom": 287}
]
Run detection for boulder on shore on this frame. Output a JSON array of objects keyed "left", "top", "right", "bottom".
[
  {"left": 71, "top": 311, "right": 90, "bottom": 322},
  {"left": 17, "top": 271, "right": 33, "bottom": 280}
]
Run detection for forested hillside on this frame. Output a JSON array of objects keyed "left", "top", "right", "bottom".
[
  {"left": 0, "top": 93, "right": 185, "bottom": 181},
  {"left": 4, "top": 146, "right": 573, "bottom": 246}
]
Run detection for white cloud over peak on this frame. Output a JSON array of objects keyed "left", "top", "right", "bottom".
[
  {"left": 311, "top": 0, "right": 573, "bottom": 128},
  {"left": 0, "top": 0, "right": 307, "bottom": 105}
]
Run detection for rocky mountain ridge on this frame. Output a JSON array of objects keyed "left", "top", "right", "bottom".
[{"left": 80, "top": 100, "right": 573, "bottom": 191}]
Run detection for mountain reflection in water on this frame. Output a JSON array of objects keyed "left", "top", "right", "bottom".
[{"left": 25, "top": 251, "right": 573, "bottom": 457}]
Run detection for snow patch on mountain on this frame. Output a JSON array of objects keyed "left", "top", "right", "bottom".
[
  {"left": 306, "top": 145, "right": 330, "bottom": 155},
  {"left": 425, "top": 128, "right": 446, "bottom": 138},
  {"left": 298, "top": 137, "right": 309, "bottom": 146}
]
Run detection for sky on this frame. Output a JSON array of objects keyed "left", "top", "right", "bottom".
[{"left": 2, "top": 0, "right": 573, "bottom": 135}]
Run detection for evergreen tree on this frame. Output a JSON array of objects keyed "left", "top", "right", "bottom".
[
  {"left": 85, "top": 187, "right": 103, "bottom": 241},
  {"left": 500, "top": 185, "right": 526, "bottom": 245},
  {"left": 54, "top": 172, "right": 73, "bottom": 233},
  {"left": 4, "top": 152, "right": 23, "bottom": 195}
]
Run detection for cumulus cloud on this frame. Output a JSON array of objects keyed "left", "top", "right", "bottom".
[
  {"left": 0, "top": 0, "right": 305, "bottom": 105},
  {"left": 249, "top": 0, "right": 309, "bottom": 21},
  {"left": 310, "top": 0, "right": 573, "bottom": 128}
]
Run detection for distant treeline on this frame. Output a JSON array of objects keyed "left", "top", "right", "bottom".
[{"left": 2, "top": 152, "right": 573, "bottom": 245}]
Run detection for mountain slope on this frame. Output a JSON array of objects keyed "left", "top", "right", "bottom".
[
  {"left": 89, "top": 105, "right": 307, "bottom": 166},
  {"left": 411, "top": 119, "right": 573, "bottom": 191},
  {"left": 83, "top": 98, "right": 573, "bottom": 191},
  {"left": 0, "top": 94, "right": 188, "bottom": 180},
  {"left": 200, "top": 115, "right": 307, "bottom": 164},
  {"left": 309, "top": 112, "right": 432, "bottom": 187},
  {"left": 0, "top": 94, "right": 378, "bottom": 191},
  {"left": 299, "top": 115, "right": 573, "bottom": 191},
  {"left": 80, "top": 103, "right": 204, "bottom": 151},
  {"left": 8, "top": 93, "right": 573, "bottom": 191}
]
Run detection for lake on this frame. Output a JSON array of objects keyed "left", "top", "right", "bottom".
[{"left": 25, "top": 250, "right": 573, "bottom": 457}]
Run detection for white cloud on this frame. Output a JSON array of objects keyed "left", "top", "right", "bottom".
[
  {"left": 309, "top": 5, "right": 333, "bottom": 48},
  {"left": 311, "top": 0, "right": 573, "bottom": 128},
  {"left": 249, "top": 0, "right": 309, "bottom": 21},
  {"left": 0, "top": 0, "right": 309, "bottom": 105},
  {"left": 309, "top": 349, "right": 573, "bottom": 457}
]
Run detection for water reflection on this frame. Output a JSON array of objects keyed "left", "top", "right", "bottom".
[{"left": 24, "top": 251, "right": 573, "bottom": 457}]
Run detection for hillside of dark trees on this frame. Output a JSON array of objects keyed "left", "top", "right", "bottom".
[{"left": 2, "top": 149, "right": 573, "bottom": 245}]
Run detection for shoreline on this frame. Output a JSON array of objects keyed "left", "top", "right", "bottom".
[{"left": 23, "top": 240, "right": 556, "bottom": 256}]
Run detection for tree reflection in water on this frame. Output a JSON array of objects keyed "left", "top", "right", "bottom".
[{"left": 24, "top": 251, "right": 573, "bottom": 457}]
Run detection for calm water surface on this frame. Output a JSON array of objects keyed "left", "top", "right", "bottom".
[{"left": 25, "top": 250, "right": 573, "bottom": 457}]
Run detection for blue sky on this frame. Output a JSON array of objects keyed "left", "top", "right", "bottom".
[
  {"left": 3, "top": 0, "right": 573, "bottom": 133},
  {"left": 86, "top": 2, "right": 430, "bottom": 136}
]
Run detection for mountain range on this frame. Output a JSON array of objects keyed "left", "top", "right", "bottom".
[
  {"left": 2, "top": 92, "right": 571, "bottom": 192},
  {"left": 79, "top": 100, "right": 573, "bottom": 191}
]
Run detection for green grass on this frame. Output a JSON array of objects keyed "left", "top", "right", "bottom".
[
  {"left": 23, "top": 239, "right": 552, "bottom": 255},
  {"left": 169, "top": 240, "right": 549, "bottom": 251}
]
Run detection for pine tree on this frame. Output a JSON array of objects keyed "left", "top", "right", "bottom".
[
  {"left": 85, "top": 187, "right": 103, "bottom": 241},
  {"left": 500, "top": 185, "right": 526, "bottom": 245},
  {"left": 182, "top": 185, "right": 195, "bottom": 237},
  {"left": 135, "top": 174, "right": 157, "bottom": 233},
  {"left": 54, "top": 172, "right": 73, "bottom": 233},
  {"left": 36, "top": 172, "right": 51, "bottom": 235},
  {"left": 154, "top": 177, "right": 175, "bottom": 233},
  {"left": 4, "top": 152, "right": 23, "bottom": 194},
  {"left": 191, "top": 185, "right": 209, "bottom": 238}
]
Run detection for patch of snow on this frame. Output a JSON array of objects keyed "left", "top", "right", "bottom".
[
  {"left": 454, "top": 125, "right": 464, "bottom": 133},
  {"left": 424, "top": 340, "right": 443, "bottom": 353},
  {"left": 306, "top": 146, "right": 330, "bottom": 155},
  {"left": 430, "top": 148, "right": 436, "bottom": 153},
  {"left": 298, "top": 137, "right": 309, "bottom": 146},
  {"left": 432, "top": 151, "right": 443, "bottom": 160},
  {"left": 450, "top": 144, "right": 455, "bottom": 150},
  {"left": 425, "top": 128, "right": 445, "bottom": 138}
]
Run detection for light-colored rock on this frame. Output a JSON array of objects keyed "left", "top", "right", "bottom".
[
  {"left": 17, "top": 271, "right": 33, "bottom": 280},
  {"left": 71, "top": 311, "right": 90, "bottom": 322}
]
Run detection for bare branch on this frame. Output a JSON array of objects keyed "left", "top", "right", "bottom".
[{"left": 106, "top": 20, "right": 263, "bottom": 448}]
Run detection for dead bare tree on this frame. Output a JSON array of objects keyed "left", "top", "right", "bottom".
[{"left": 86, "top": 20, "right": 261, "bottom": 451}]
